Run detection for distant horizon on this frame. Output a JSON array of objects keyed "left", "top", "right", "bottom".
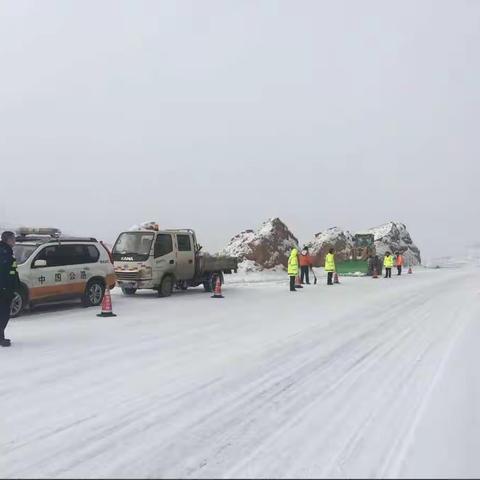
[{"left": 1, "top": 216, "right": 474, "bottom": 264}]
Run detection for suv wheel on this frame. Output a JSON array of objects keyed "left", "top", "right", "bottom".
[
  {"left": 158, "top": 275, "right": 173, "bottom": 297},
  {"left": 121, "top": 287, "right": 137, "bottom": 295},
  {"left": 83, "top": 279, "right": 105, "bottom": 307},
  {"left": 10, "top": 290, "right": 26, "bottom": 318}
]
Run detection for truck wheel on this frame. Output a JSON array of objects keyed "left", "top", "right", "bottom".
[
  {"left": 203, "top": 274, "right": 214, "bottom": 292},
  {"left": 158, "top": 275, "right": 173, "bottom": 297},
  {"left": 10, "top": 289, "right": 26, "bottom": 318},
  {"left": 83, "top": 279, "right": 105, "bottom": 307},
  {"left": 121, "top": 287, "right": 137, "bottom": 295}
]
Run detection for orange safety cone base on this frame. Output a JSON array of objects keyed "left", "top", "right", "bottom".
[{"left": 97, "top": 288, "right": 117, "bottom": 316}]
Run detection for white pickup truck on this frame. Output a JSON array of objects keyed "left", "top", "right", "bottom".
[{"left": 112, "top": 225, "right": 238, "bottom": 297}]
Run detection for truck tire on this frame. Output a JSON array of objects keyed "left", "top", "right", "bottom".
[
  {"left": 203, "top": 273, "right": 214, "bottom": 292},
  {"left": 10, "top": 289, "right": 27, "bottom": 318},
  {"left": 158, "top": 275, "right": 173, "bottom": 297},
  {"left": 121, "top": 287, "right": 137, "bottom": 295}
]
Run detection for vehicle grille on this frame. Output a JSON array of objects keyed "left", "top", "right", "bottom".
[{"left": 115, "top": 271, "right": 141, "bottom": 281}]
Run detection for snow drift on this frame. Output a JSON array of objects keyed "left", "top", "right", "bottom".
[
  {"left": 222, "top": 218, "right": 298, "bottom": 271},
  {"left": 369, "top": 222, "right": 421, "bottom": 265},
  {"left": 306, "top": 222, "right": 421, "bottom": 267},
  {"left": 307, "top": 227, "right": 354, "bottom": 267}
]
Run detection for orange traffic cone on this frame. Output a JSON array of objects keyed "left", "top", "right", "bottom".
[
  {"left": 211, "top": 276, "right": 224, "bottom": 298},
  {"left": 372, "top": 267, "right": 378, "bottom": 279},
  {"left": 97, "top": 287, "right": 117, "bottom": 317},
  {"left": 408, "top": 266, "right": 413, "bottom": 274},
  {"left": 295, "top": 275, "right": 303, "bottom": 288},
  {"left": 334, "top": 272, "right": 340, "bottom": 284}
]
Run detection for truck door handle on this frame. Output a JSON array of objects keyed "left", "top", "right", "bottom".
[
  {"left": 169, "top": 260, "right": 175, "bottom": 264},
  {"left": 188, "top": 260, "right": 193, "bottom": 264}
]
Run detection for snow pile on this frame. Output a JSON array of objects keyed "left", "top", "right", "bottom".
[
  {"left": 307, "top": 227, "right": 354, "bottom": 267},
  {"left": 369, "top": 221, "right": 421, "bottom": 265},
  {"left": 129, "top": 221, "right": 159, "bottom": 231},
  {"left": 222, "top": 217, "right": 299, "bottom": 270}
]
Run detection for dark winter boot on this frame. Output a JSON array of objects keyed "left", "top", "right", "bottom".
[{"left": 0, "top": 338, "right": 11, "bottom": 347}]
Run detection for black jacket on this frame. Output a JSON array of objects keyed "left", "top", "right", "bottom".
[{"left": 0, "top": 241, "right": 19, "bottom": 296}]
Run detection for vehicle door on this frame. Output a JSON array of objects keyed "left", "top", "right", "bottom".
[
  {"left": 55, "top": 244, "right": 94, "bottom": 297},
  {"left": 175, "top": 233, "right": 195, "bottom": 280},
  {"left": 153, "top": 233, "right": 176, "bottom": 284},
  {"left": 29, "top": 245, "right": 64, "bottom": 301}
]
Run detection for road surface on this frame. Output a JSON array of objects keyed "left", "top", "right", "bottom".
[{"left": 1, "top": 267, "right": 479, "bottom": 478}]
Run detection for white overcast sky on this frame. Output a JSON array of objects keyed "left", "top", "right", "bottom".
[{"left": 1, "top": 0, "right": 479, "bottom": 260}]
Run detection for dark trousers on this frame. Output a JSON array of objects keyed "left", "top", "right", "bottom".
[
  {"left": 327, "top": 271, "right": 334, "bottom": 285},
  {"left": 0, "top": 298, "right": 11, "bottom": 340},
  {"left": 397, "top": 266, "right": 402, "bottom": 275},
  {"left": 385, "top": 268, "right": 392, "bottom": 278},
  {"left": 289, "top": 275, "right": 296, "bottom": 291},
  {"left": 300, "top": 266, "right": 310, "bottom": 284}
]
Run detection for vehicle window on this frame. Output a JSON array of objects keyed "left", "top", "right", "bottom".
[
  {"left": 177, "top": 234, "right": 192, "bottom": 252},
  {"left": 33, "top": 244, "right": 99, "bottom": 267},
  {"left": 113, "top": 232, "right": 154, "bottom": 256},
  {"left": 33, "top": 246, "right": 61, "bottom": 267},
  {"left": 85, "top": 245, "right": 100, "bottom": 263},
  {"left": 57, "top": 245, "right": 84, "bottom": 266},
  {"left": 154, "top": 234, "right": 173, "bottom": 258},
  {"left": 13, "top": 245, "right": 37, "bottom": 264}
]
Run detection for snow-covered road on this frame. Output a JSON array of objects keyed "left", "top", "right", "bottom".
[{"left": 1, "top": 268, "right": 479, "bottom": 478}]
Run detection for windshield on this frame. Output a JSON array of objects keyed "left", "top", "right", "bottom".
[
  {"left": 13, "top": 244, "right": 38, "bottom": 264},
  {"left": 355, "top": 235, "right": 374, "bottom": 248},
  {"left": 113, "top": 232, "right": 154, "bottom": 257}
]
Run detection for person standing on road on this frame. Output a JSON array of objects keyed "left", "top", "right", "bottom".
[
  {"left": 288, "top": 247, "right": 299, "bottom": 292},
  {"left": 0, "top": 231, "right": 19, "bottom": 347},
  {"left": 325, "top": 248, "right": 336, "bottom": 285},
  {"left": 384, "top": 252, "right": 394, "bottom": 278},
  {"left": 299, "top": 247, "right": 313, "bottom": 285},
  {"left": 395, "top": 251, "right": 404, "bottom": 276}
]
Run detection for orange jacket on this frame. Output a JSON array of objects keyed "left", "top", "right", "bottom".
[
  {"left": 396, "top": 255, "right": 404, "bottom": 266},
  {"left": 299, "top": 253, "right": 312, "bottom": 267}
]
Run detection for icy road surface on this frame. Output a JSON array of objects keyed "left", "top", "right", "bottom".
[{"left": 1, "top": 268, "right": 479, "bottom": 478}]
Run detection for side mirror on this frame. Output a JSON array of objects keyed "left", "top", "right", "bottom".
[{"left": 33, "top": 259, "right": 47, "bottom": 268}]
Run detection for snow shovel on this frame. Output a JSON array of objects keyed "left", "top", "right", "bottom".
[{"left": 311, "top": 267, "right": 318, "bottom": 285}]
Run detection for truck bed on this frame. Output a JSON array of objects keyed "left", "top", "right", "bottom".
[{"left": 197, "top": 253, "right": 238, "bottom": 274}]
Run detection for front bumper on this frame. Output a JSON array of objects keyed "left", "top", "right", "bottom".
[{"left": 117, "top": 279, "right": 155, "bottom": 289}]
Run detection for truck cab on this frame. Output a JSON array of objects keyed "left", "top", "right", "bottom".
[{"left": 112, "top": 224, "right": 237, "bottom": 297}]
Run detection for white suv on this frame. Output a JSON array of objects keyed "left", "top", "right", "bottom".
[{"left": 11, "top": 229, "right": 116, "bottom": 317}]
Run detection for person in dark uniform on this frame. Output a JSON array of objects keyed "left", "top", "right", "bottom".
[{"left": 0, "top": 231, "right": 19, "bottom": 347}]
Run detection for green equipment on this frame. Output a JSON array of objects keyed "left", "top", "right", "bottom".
[{"left": 336, "top": 233, "right": 381, "bottom": 276}]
